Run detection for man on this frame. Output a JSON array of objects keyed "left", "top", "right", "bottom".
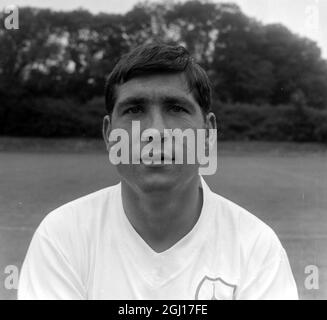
[{"left": 18, "top": 43, "right": 298, "bottom": 300}]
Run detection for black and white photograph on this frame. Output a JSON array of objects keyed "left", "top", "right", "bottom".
[{"left": 0, "top": 0, "right": 326, "bottom": 302}]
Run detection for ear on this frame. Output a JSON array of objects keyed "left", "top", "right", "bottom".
[
  {"left": 204, "top": 112, "right": 217, "bottom": 150},
  {"left": 102, "top": 115, "right": 112, "bottom": 151},
  {"left": 205, "top": 112, "right": 217, "bottom": 133}
]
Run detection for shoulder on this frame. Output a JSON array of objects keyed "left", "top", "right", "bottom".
[
  {"left": 205, "top": 189, "right": 297, "bottom": 299},
  {"left": 209, "top": 190, "right": 285, "bottom": 266},
  {"left": 36, "top": 183, "right": 120, "bottom": 243},
  {"left": 22, "top": 184, "right": 120, "bottom": 292}
]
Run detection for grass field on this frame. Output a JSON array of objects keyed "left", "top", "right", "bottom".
[{"left": 0, "top": 138, "right": 326, "bottom": 300}]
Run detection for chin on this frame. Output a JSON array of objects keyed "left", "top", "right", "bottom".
[
  {"left": 137, "top": 171, "right": 179, "bottom": 193},
  {"left": 129, "top": 168, "right": 181, "bottom": 193},
  {"left": 118, "top": 164, "right": 199, "bottom": 194}
]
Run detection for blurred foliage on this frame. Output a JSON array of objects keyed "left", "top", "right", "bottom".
[
  {"left": 216, "top": 101, "right": 327, "bottom": 142},
  {"left": 0, "top": 1, "right": 327, "bottom": 141}
]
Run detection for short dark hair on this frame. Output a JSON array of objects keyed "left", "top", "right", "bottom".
[{"left": 104, "top": 43, "right": 212, "bottom": 116}]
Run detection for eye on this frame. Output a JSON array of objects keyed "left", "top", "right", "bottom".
[
  {"left": 170, "top": 105, "right": 188, "bottom": 113},
  {"left": 124, "top": 106, "right": 143, "bottom": 114}
]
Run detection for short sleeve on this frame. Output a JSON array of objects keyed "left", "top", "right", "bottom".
[
  {"left": 236, "top": 234, "right": 298, "bottom": 300},
  {"left": 18, "top": 229, "right": 86, "bottom": 300}
]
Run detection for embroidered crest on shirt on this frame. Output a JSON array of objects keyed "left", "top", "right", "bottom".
[{"left": 195, "top": 276, "right": 237, "bottom": 300}]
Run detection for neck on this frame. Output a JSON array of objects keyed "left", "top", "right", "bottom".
[{"left": 121, "top": 175, "right": 203, "bottom": 253}]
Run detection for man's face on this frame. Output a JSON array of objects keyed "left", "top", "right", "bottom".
[{"left": 103, "top": 72, "right": 215, "bottom": 193}]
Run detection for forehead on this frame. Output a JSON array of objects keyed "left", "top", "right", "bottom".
[{"left": 114, "top": 73, "right": 198, "bottom": 105}]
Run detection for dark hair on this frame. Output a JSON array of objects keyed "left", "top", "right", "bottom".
[{"left": 104, "top": 43, "right": 212, "bottom": 116}]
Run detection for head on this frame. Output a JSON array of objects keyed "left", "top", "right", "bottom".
[{"left": 103, "top": 43, "right": 217, "bottom": 194}]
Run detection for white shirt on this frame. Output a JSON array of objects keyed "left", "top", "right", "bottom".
[{"left": 18, "top": 177, "right": 298, "bottom": 300}]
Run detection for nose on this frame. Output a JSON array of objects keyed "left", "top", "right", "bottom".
[
  {"left": 143, "top": 110, "right": 167, "bottom": 142},
  {"left": 151, "top": 110, "right": 166, "bottom": 133}
]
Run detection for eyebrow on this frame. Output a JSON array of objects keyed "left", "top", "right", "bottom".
[
  {"left": 115, "top": 97, "right": 149, "bottom": 111},
  {"left": 115, "top": 94, "right": 197, "bottom": 111},
  {"left": 161, "top": 96, "right": 195, "bottom": 109}
]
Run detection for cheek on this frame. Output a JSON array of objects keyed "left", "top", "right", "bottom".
[
  {"left": 168, "top": 113, "right": 205, "bottom": 130},
  {"left": 111, "top": 119, "right": 132, "bottom": 131}
]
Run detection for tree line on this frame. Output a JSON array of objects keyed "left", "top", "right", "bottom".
[{"left": 0, "top": 1, "right": 327, "bottom": 141}]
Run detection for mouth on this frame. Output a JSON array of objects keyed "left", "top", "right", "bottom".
[{"left": 140, "top": 153, "right": 175, "bottom": 166}]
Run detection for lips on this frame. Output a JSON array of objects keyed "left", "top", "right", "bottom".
[{"left": 141, "top": 152, "right": 174, "bottom": 165}]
